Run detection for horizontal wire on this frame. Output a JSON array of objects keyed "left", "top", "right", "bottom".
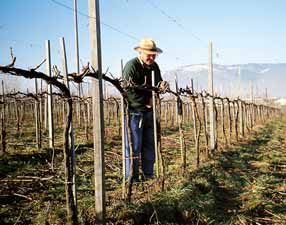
[
  {"left": 144, "top": 0, "right": 221, "bottom": 59},
  {"left": 50, "top": 0, "right": 139, "bottom": 41}
]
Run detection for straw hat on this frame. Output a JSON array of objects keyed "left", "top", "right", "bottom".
[{"left": 134, "top": 38, "right": 163, "bottom": 55}]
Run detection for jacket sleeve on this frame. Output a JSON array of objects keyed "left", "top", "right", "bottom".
[
  {"left": 123, "top": 61, "right": 136, "bottom": 83},
  {"left": 123, "top": 60, "right": 147, "bottom": 109},
  {"left": 153, "top": 62, "right": 163, "bottom": 86}
]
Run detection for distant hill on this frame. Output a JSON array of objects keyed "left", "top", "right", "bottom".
[{"left": 162, "top": 63, "right": 286, "bottom": 98}]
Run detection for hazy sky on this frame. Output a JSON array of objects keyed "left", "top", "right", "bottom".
[{"left": 0, "top": 0, "right": 285, "bottom": 76}]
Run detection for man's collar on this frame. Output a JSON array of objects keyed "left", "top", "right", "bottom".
[{"left": 137, "top": 56, "right": 144, "bottom": 66}]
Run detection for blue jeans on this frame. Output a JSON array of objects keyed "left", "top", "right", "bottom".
[{"left": 125, "top": 109, "right": 155, "bottom": 181}]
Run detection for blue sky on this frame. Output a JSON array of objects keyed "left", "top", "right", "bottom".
[{"left": 0, "top": 0, "right": 286, "bottom": 81}]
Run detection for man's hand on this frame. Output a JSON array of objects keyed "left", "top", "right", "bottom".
[{"left": 158, "top": 80, "right": 169, "bottom": 93}]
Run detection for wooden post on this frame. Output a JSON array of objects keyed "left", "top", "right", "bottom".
[
  {"left": 46, "top": 40, "right": 54, "bottom": 148},
  {"left": 190, "top": 80, "right": 200, "bottom": 165},
  {"left": 239, "top": 100, "right": 244, "bottom": 137},
  {"left": 233, "top": 101, "right": 239, "bottom": 141},
  {"left": 190, "top": 79, "right": 197, "bottom": 135},
  {"left": 208, "top": 41, "right": 216, "bottom": 152},
  {"left": 84, "top": 101, "right": 89, "bottom": 141},
  {"left": 220, "top": 99, "right": 227, "bottom": 145},
  {"left": 60, "top": 37, "right": 77, "bottom": 209},
  {"left": 88, "top": 0, "right": 106, "bottom": 223},
  {"left": 175, "top": 75, "right": 186, "bottom": 170},
  {"left": 200, "top": 94, "right": 209, "bottom": 157},
  {"left": 34, "top": 79, "right": 41, "bottom": 149},
  {"left": 152, "top": 71, "right": 159, "bottom": 177},
  {"left": 87, "top": 98, "right": 91, "bottom": 124},
  {"left": 189, "top": 81, "right": 195, "bottom": 124},
  {"left": 164, "top": 102, "right": 168, "bottom": 128},
  {"left": 1, "top": 80, "right": 6, "bottom": 154},
  {"left": 226, "top": 99, "right": 231, "bottom": 143},
  {"left": 174, "top": 74, "right": 178, "bottom": 125},
  {"left": 40, "top": 79, "right": 43, "bottom": 129},
  {"left": 44, "top": 87, "right": 48, "bottom": 130},
  {"left": 249, "top": 81, "right": 254, "bottom": 128},
  {"left": 171, "top": 101, "right": 175, "bottom": 127},
  {"left": 120, "top": 59, "right": 126, "bottom": 198}
]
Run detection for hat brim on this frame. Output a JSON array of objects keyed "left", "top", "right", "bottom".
[{"left": 134, "top": 46, "right": 163, "bottom": 54}]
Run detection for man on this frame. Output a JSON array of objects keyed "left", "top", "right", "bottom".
[{"left": 123, "top": 38, "right": 169, "bottom": 182}]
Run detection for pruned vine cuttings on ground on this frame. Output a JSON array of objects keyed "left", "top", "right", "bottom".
[{"left": 0, "top": 53, "right": 285, "bottom": 225}]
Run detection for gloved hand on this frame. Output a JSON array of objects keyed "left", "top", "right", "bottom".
[{"left": 158, "top": 80, "right": 169, "bottom": 93}]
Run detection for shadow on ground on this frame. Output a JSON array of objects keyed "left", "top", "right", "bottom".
[{"left": 113, "top": 122, "right": 286, "bottom": 224}]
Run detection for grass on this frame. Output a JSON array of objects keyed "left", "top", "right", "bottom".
[
  {"left": 0, "top": 115, "right": 286, "bottom": 224},
  {"left": 103, "top": 118, "right": 286, "bottom": 224}
]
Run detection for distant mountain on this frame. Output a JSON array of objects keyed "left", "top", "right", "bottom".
[{"left": 162, "top": 63, "right": 286, "bottom": 98}]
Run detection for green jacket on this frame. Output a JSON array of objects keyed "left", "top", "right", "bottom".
[{"left": 123, "top": 57, "right": 162, "bottom": 111}]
